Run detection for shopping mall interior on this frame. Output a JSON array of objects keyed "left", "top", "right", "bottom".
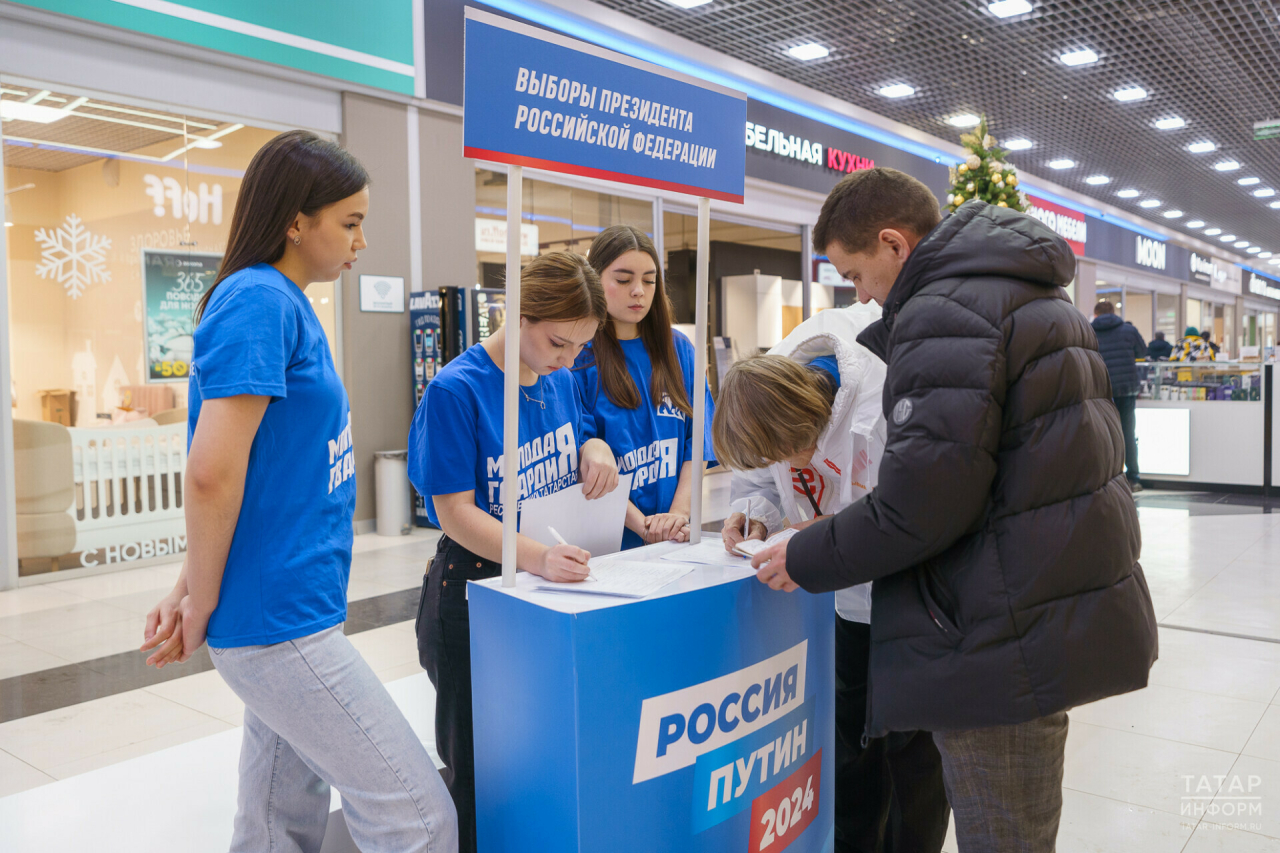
[{"left": 3, "top": 1, "right": 1280, "bottom": 851}]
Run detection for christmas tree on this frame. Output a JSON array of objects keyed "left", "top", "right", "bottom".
[{"left": 945, "top": 117, "right": 1028, "bottom": 214}]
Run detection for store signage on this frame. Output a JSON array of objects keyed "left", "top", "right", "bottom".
[
  {"left": 1135, "top": 236, "right": 1167, "bottom": 271},
  {"left": 1026, "top": 196, "right": 1087, "bottom": 255},
  {"left": 1247, "top": 271, "right": 1280, "bottom": 301},
  {"left": 79, "top": 535, "right": 187, "bottom": 568},
  {"left": 12, "top": 0, "right": 421, "bottom": 95},
  {"left": 143, "top": 174, "right": 224, "bottom": 225},
  {"left": 475, "top": 219, "right": 540, "bottom": 256},
  {"left": 359, "top": 274, "right": 405, "bottom": 313},
  {"left": 142, "top": 249, "right": 221, "bottom": 382},
  {"left": 1189, "top": 253, "right": 1242, "bottom": 293},
  {"left": 744, "top": 122, "right": 822, "bottom": 166},
  {"left": 463, "top": 8, "right": 746, "bottom": 202},
  {"left": 815, "top": 262, "right": 844, "bottom": 286}
]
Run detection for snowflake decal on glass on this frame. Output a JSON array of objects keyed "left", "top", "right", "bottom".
[{"left": 34, "top": 214, "right": 112, "bottom": 299}]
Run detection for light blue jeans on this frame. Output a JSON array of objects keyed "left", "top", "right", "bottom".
[{"left": 211, "top": 625, "right": 458, "bottom": 853}]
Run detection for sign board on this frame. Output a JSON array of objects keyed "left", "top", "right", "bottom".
[
  {"left": 1083, "top": 215, "right": 1190, "bottom": 279},
  {"left": 12, "top": 0, "right": 421, "bottom": 95},
  {"left": 359, "top": 274, "right": 405, "bottom": 313},
  {"left": 142, "top": 249, "right": 221, "bottom": 382},
  {"left": 462, "top": 8, "right": 746, "bottom": 202},
  {"left": 1189, "top": 253, "right": 1242, "bottom": 293},
  {"left": 1247, "top": 270, "right": 1280, "bottom": 302},
  {"left": 1254, "top": 119, "right": 1280, "bottom": 141},
  {"left": 1025, "top": 196, "right": 1087, "bottom": 256},
  {"left": 475, "top": 219, "right": 540, "bottom": 256}
]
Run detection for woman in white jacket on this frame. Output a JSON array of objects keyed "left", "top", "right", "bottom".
[{"left": 712, "top": 303, "right": 949, "bottom": 853}]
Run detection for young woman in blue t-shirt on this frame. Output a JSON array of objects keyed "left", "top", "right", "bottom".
[
  {"left": 408, "top": 251, "right": 618, "bottom": 853},
  {"left": 140, "top": 131, "right": 457, "bottom": 851},
  {"left": 573, "top": 225, "right": 711, "bottom": 550}
]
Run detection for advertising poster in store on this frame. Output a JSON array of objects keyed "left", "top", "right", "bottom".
[
  {"left": 142, "top": 249, "right": 222, "bottom": 382},
  {"left": 470, "top": 577, "right": 835, "bottom": 853}
]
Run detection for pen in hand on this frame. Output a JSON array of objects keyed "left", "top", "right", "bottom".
[{"left": 548, "top": 526, "right": 596, "bottom": 582}]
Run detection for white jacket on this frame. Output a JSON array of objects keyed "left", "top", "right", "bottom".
[{"left": 728, "top": 302, "right": 887, "bottom": 622}]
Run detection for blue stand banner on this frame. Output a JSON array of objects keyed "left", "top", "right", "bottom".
[
  {"left": 469, "top": 568, "right": 835, "bottom": 853},
  {"left": 463, "top": 8, "right": 746, "bottom": 203}
]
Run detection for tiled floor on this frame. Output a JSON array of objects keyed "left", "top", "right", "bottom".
[{"left": 4, "top": 484, "right": 1280, "bottom": 852}]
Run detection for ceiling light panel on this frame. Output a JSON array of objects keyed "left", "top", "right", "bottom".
[
  {"left": 1163, "top": 210, "right": 1183, "bottom": 218},
  {"left": 1185, "top": 220, "right": 1205, "bottom": 228},
  {"left": 1085, "top": 175, "right": 1110, "bottom": 185},
  {"left": 1239, "top": 177, "right": 1261, "bottom": 185},
  {"left": 988, "top": 0, "right": 1032, "bottom": 17},
  {"left": 1059, "top": 48, "right": 1098, "bottom": 66},
  {"left": 1205, "top": 228, "right": 1222, "bottom": 235},
  {"left": 1153, "top": 116, "right": 1186, "bottom": 130},
  {"left": 1139, "top": 199, "right": 1161, "bottom": 208},
  {"left": 1004, "top": 138, "right": 1033, "bottom": 150},
  {"left": 1234, "top": 240, "right": 1250, "bottom": 247},
  {"left": 659, "top": 0, "right": 712, "bottom": 8},
  {"left": 878, "top": 84, "right": 915, "bottom": 98},
  {"left": 1187, "top": 141, "right": 1217, "bottom": 153},
  {"left": 947, "top": 113, "right": 981, "bottom": 128},
  {"left": 1047, "top": 158, "right": 1075, "bottom": 169},
  {"left": 1215, "top": 161, "right": 1241, "bottom": 171},
  {"left": 1117, "top": 189, "right": 1140, "bottom": 198},
  {"left": 1255, "top": 189, "right": 1277, "bottom": 198},
  {"left": 787, "top": 43, "right": 829, "bottom": 60},
  {"left": 1112, "top": 86, "right": 1147, "bottom": 102}
]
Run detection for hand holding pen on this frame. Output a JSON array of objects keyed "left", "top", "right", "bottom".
[{"left": 545, "top": 526, "right": 595, "bottom": 583}]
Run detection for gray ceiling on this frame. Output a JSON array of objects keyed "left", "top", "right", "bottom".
[{"left": 596, "top": 0, "right": 1280, "bottom": 255}]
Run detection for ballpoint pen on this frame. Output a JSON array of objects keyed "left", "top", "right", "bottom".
[{"left": 548, "top": 526, "right": 597, "bottom": 581}]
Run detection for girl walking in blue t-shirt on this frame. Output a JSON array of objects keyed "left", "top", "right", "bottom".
[
  {"left": 408, "top": 251, "right": 618, "bottom": 853},
  {"left": 140, "top": 131, "right": 457, "bottom": 852},
  {"left": 573, "top": 225, "right": 712, "bottom": 550}
]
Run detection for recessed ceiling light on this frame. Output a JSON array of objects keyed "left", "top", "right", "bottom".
[
  {"left": 1215, "top": 160, "right": 1241, "bottom": 171},
  {"left": 1187, "top": 141, "right": 1217, "bottom": 153},
  {"left": 988, "top": 0, "right": 1033, "bottom": 16},
  {"left": 1254, "top": 188, "right": 1276, "bottom": 197},
  {"left": 1048, "top": 158, "right": 1076, "bottom": 169},
  {"left": 1261, "top": 252, "right": 1274, "bottom": 259},
  {"left": 1239, "top": 177, "right": 1261, "bottom": 186},
  {"left": 1085, "top": 175, "right": 1111, "bottom": 185},
  {"left": 1153, "top": 116, "right": 1186, "bottom": 130},
  {"left": 1112, "top": 86, "right": 1147, "bottom": 102},
  {"left": 787, "top": 43, "right": 830, "bottom": 60},
  {"left": 1247, "top": 247, "right": 1263, "bottom": 254},
  {"left": 1270, "top": 259, "right": 1280, "bottom": 266},
  {"left": 1004, "top": 138, "right": 1033, "bottom": 150},
  {"left": 659, "top": 0, "right": 712, "bottom": 7},
  {"left": 878, "top": 83, "right": 916, "bottom": 98},
  {"left": 0, "top": 100, "right": 72, "bottom": 124},
  {"left": 190, "top": 138, "right": 222, "bottom": 150},
  {"left": 1186, "top": 220, "right": 1205, "bottom": 228},
  {"left": 1138, "top": 199, "right": 1161, "bottom": 208},
  {"left": 1117, "top": 189, "right": 1140, "bottom": 198},
  {"left": 1221, "top": 234, "right": 1237, "bottom": 242},
  {"left": 1235, "top": 240, "right": 1251, "bottom": 248},
  {"left": 1270, "top": 200, "right": 1280, "bottom": 209},
  {"left": 1204, "top": 227, "right": 1222, "bottom": 235},
  {"left": 1163, "top": 210, "right": 1183, "bottom": 218},
  {"left": 1060, "top": 48, "right": 1099, "bottom": 66},
  {"left": 947, "top": 113, "right": 982, "bottom": 128}
]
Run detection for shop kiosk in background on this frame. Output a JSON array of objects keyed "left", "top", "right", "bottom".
[{"left": 461, "top": 9, "right": 835, "bottom": 852}]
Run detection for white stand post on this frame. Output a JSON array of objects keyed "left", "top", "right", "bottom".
[
  {"left": 689, "top": 196, "right": 710, "bottom": 545},
  {"left": 501, "top": 166, "right": 523, "bottom": 588}
]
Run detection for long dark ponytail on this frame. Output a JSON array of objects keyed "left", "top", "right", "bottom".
[
  {"left": 585, "top": 225, "right": 692, "bottom": 417},
  {"left": 195, "top": 130, "right": 369, "bottom": 322}
]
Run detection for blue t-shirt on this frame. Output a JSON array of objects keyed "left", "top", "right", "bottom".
[
  {"left": 573, "top": 331, "right": 715, "bottom": 550},
  {"left": 189, "top": 264, "right": 355, "bottom": 648},
  {"left": 408, "top": 344, "right": 595, "bottom": 526}
]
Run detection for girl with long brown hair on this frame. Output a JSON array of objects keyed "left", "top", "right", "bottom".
[
  {"left": 573, "top": 225, "right": 712, "bottom": 548},
  {"left": 139, "top": 130, "right": 458, "bottom": 851},
  {"left": 408, "top": 251, "right": 619, "bottom": 853}
]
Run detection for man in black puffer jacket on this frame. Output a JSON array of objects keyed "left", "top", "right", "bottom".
[
  {"left": 1092, "top": 301, "right": 1147, "bottom": 490},
  {"left": 752, "top": 169, "right": 1157, "bottom": 852}
]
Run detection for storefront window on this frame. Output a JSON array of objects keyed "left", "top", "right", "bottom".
[
  {"left": 3, "top": 84, "right": 329, "bottom": 576},
  {"left": 1156, "top": 293, "right": 1179, "bottom": 341},
  {"left": 1125, "top": 290, "right": 1153, "bottom": 341}
]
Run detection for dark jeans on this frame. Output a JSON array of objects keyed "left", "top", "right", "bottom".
[
  {"left": 836, "top": 616, "right": 950, "bottom": 853},
  {"left": 1114, "top": 394, "right": 1140, "bottom": 482},
  {"left": 416, "top": 535, "right": 500, "bottom": 853},
  {"left": 933, "top": 713, "right": 1069, "bottom": 853}
]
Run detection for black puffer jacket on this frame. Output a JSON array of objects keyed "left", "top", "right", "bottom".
[
  {"left": 789, "top": 202, "right": 1158, "bottom": 737},
  {"left": 1092, "top": 314, "right": 1147, "bottom": 396}
]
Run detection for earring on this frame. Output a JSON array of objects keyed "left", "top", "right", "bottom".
[{"left": 293, "top": 236, "right": 301, "bottom": 245}]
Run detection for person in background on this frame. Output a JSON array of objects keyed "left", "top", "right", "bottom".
[
  {"left": 751, "top": 168, "right": 1157, "bottom": 852},
  {"left": 409, "top": 252, "right": 619, "bottom": 853},
  {"left": 1092, "top": 301, "right": 1147, "bottom": 493},
  {"left": 1147, "top": 330, "right": 1173, "bottom": 361},
  {"left": 714, "top": 303, "right": 950, "bottom": 853},
  {"left": 573, "top": 225, "right": 713, "bottom": 549},
  {"left": 140, "top": 131, "right": 458, "bottom": 852},
  {"left": 1203, "top": 330, "right": 1221, "bottom": 355},
  {"left": 1174, "top": 326, "right": 1216, "bottom": 362}
]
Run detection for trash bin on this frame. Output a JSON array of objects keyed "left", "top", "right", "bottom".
[{"left": 373, "top": 450, "right": 412, "bottom": 536}]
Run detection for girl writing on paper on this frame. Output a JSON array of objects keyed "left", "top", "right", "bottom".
[
  {"left": 408, "top": 251, "right": 619, "bottom": 853},
  {"left": 573, "top": 225, "right": 714, "bottom": 549},
  {"left": 711, "top": 303, "right": 950, "bottom": 853}
]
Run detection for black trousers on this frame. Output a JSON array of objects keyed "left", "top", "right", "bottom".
[
  {"left": 1114, "top": 394, "right": 1140, "bottom": 482},
  {"left": 416, "top": 535, "right": 500, "bottom": 853},
  {"left": 836, "top": 616, "right": 951, "bottom": 853}
]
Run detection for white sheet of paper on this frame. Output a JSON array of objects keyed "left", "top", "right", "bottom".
[
  {"left": 518, "top": 473, "right": 633, "bottom": 559},
  {"left": 733, "top": 527, "right": 799, "bottom": 558},
  {"left": 660, "top": 537, "right": 755, "bottom": 569},
  {"left": 532, "top": 560, "right": 693, "bottom": 599}
]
